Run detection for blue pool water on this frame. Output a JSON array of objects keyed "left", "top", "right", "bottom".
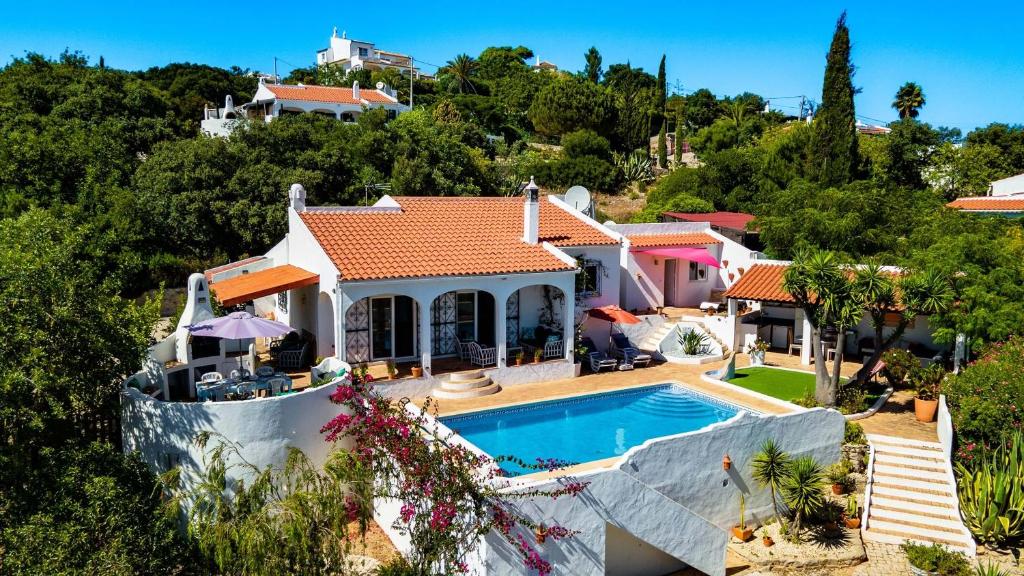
[{"left": 439, "top": 384, "right": 746, "bottom": 476}]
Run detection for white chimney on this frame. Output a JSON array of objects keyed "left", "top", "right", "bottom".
[
  {"left": 352, "top": 81, "right": 360, "bottom": 100},
  {"left": 289, "top": 183, "right": 307, "bottom": 212},
  {"left": 522, "top": 176, "right": 539, "bottom": 244},
  {"left": 174, "top": 273, "right": 216, "bottom": 362}
]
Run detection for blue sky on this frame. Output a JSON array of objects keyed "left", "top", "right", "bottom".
[{"left": 3, "top": 1, "right": 1022, "bottom": 133}]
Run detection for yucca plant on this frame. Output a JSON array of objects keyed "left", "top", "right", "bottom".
[
  {"left": 751, "top": 439, "right": 791, "bottom": 530},
  {"left": 955, "top": 431, "right": 1024, "bottom": 546},
  {"left": 618, "top": 150, "right": 654, "bottom": 184},
  {"left": 678, "top": 328, "right": 711, "bottom": 356},
  {"left": 974, "top": 561, "right": 1011, "bottom": 576},
  {"left": 780, "top": 456, "right": 825, "bottom": 543}
]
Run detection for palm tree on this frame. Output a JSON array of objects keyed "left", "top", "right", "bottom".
[
  {"left": 780, "top": 457, "right": 825, "bottom": 542},
  {"left": 440, "top": 54, "right": 478, "bottom": 94},
  {"left": 752, "top": 439, "right": 791, "bottom": 530},
  {"left": 893, "top": 82, "right": 925, "bottom": 119}
]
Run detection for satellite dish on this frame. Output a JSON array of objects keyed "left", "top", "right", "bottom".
[
  {"left": 564, "top": 186, "right": 592, "bottom": 213},
  {"left": 375, "top": 81, "right": 385, "bottom": 90}
]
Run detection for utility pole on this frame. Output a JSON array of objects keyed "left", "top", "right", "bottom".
[
  {"left": 409, "top": 56, "right": 414, "bottom": 108},
  {"left": 799, "top": 95, "right": 805, "bottom": 120},
  {"left": 273, "top": 57, "right": 278, "bottom": 83}
]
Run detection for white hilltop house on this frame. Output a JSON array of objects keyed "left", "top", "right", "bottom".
[
  {"left": 316, "top": 27, "right": 429, "bottom": 79},
  {"left": 202, "top": 78, "right": 408, "bottom": 137}
]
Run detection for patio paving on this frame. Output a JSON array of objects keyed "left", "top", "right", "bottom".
[{"left": 856, "top": 389, "right": 937, "bottom": 442}]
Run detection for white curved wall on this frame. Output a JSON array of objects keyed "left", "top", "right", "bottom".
[{"left": 122, "top": 378, "right": 352, "bottom": 486}]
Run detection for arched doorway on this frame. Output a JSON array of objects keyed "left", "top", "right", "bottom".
[{"left": 430, "top": 290, "right": 497, "bottom": 355}]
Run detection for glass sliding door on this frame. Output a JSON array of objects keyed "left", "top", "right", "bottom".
[
  {"left": 370, "top": 297, "right": 393, "bottom": 360},
  {"left": 456, "top": 292, "right": 476, "bottom": 342},
  {"left": 394, "top": 296, "right": 416, "bottom": 358}
]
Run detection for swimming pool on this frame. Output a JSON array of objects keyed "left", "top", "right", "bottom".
[{"left": 439, "top": 384, "right": 749, "bottom": 476}]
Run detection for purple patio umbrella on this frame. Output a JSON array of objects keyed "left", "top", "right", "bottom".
[{"left": 188, "top": 311, "right": 293, "bottom": 339}]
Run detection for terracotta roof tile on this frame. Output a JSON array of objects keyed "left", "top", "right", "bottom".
[
  {"left": 627, "top": 232, "right": 721, "bottom": 248},
  {"left": 947, "top": 197, "right": 1024, "bottom": 211},
  {"left": 299, "top": 197, "right": 617, "bottom": 282},
  {"left": 266, "top": 84, "right": 396, "bottom": 105},
  {"left": 723, "top": 264, "right": 794, "bottom": 303}
]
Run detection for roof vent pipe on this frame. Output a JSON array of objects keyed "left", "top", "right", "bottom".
[{"left": 523, "top": 176, "right": 539, "bottom": 244}]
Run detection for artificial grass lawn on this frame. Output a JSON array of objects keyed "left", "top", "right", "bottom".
[{"left": 726, "top": 367, "right": 816, "bottom": 402}]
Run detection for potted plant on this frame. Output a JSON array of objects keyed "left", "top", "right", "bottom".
[
  {"left": 731, "top": 494, "right": 754, "bottom": 542},
  {"left": 515, "top": 351, "right": 524, "bottom": 367},
  {"left": 912, "top": 364, "right": 944, "bottom": 423},
  {"left": 844, "top": 494, "right": 860, "bottom": 529},
  {"left": 761, "top": 528, "right": 774, "bottom": 547},
  {"left": 827, "top": 461, "right": 849, "bottom": 495},
  {"left": 533, "top": 348, "right": 543, "bottom": 364},
  {"left": 410, "top": 364, "right": 423, "bottom": 378},
  {"left": 385, "top": 358, "right": 397, "bottom": 380},
  {"left": 534, "top": 524, "right": 547, "bottom": 545},
  {"left": 746, "top": 339, "right": 768, "bottom": 366}
]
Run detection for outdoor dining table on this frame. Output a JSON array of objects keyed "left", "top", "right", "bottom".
[{"left": 201, "top": 373, "right": 294, "bottom": 401}]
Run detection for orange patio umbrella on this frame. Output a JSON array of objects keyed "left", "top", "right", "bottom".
[{"left": 586, "top": 305, "right": 642, "bottom": 325}]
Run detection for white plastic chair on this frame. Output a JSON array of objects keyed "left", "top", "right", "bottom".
[
  {"left": 200, "top": 372, "right": 223, "bottom": 384},
  {"left": 255, "top": 366, "right": 274, "bottom": 378},
  {"left": 268, "top": 377, "right": 290, "bottom": 394}
]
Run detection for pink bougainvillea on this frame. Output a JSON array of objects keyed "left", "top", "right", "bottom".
[{"left": 321, "top": 378, "right": 587, "bottom": 575}]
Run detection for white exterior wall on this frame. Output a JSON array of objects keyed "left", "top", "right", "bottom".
[
  {"left": 285, "top": 207, "right": 341, "bottom": 358},
  {"left": 121, "top": 377, "right": 350, "bottom": 487},
  {"left": 561, "top": 245, "right": 622, "bottom": 346},
  {"left": 406, "top": 402, "right": 845, "bottom": 576}
]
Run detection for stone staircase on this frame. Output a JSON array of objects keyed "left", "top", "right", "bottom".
[
  {"left": 638, "top": 320, "right": 731, "bottom": 356},
  {"left": 862, "top": 434, "right": 974, "bottom": 555},
  {"left": 430, "top": 369, "right": 500, "bottom": 400}
]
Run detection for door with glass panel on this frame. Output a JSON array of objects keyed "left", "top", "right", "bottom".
[{"left": 370, "top": 297, "right": 393, "bottom": 360}]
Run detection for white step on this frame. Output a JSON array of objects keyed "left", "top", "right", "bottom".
[
  {"left": 431, "top": 382, "right": 500, "bottom": 399},
  {"left": 450, "top": 370, "right": 485, "bottom": 382},
  {"left": 441, "top": 376, "right": 492, "bottom": 391},
  {"left": 862, "top": 529, "right": 973, "bottom": 554},
  {"left": 865, "top": 519, "right": 973, "bottom": 547},
  {"left": 870, "top": 496, "right": 960, "bottom": 520},
  {"left": 867, "top": 434, "right": 943, "bottom": 451},
  {"left": 870, "top": 484, "right": 958, "bottom": 506},
  {"left": 873, "top": 464, "right": 948, "bottom": 483},
  {"left": 873, "top": 444, "right": 947, "bottom": 460},
  {"left": 868, "top": 507, "right": 968, "bottom": 533},
  {"left": 872, "top": 453, "right": 946, "bottom": 471},
  {"left": 872, "top": 476, "right": 953, "bottom": 495}
]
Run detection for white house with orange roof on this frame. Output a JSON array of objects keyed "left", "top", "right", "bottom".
[
  {"left": 202, "top": 78, "right": 408, "bottom": 137},
  {"left": 316, "top": 27, "right": 428, "bottom": 79},
  {"left": 206, "top": 179, "right": 627, "bottom": 394}
]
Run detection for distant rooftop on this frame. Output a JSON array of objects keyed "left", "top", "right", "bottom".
[{"left": 663, "top": 211, "right": 757, "bottom": 232}]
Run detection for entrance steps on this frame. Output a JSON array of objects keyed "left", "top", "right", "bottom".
[
  {"left": 862, "top": 434, "right": 974, "bottom": 555},
  {"left": 431, "top": 369, "right": 500, "bottom": 399},
  {"left": 639, "top": 323, "right": 675, "bottom": 352}
]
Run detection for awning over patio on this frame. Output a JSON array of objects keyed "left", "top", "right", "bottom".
[
  {"left": 630, "top": 246, "right": 721, "bottom": 268},
  {"left": 209, "top": 264, "right": 319, "bottom": 306}
]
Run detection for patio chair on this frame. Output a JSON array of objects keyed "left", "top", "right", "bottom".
[
  {"left": 455, "top": 338, "right": 473, "bottom": 361},
  {"left": 312, "top": 356, "right": 348, "bottom": 383},
  {"left": 200, "top": 371, "right": 224, "bottom": 384},
  {"left": 580, "top": 337, "right": 617, "bottom": 373},
  {"left": 543, "top": 337, "right": 565, "bottom": 360},
  {"left": 255, "top": 366, "right": 274, "bottom": 378},
  {"left": 196, "top": 382, "right": 224, "bottom": 402},
  {"left": 788, "top": 336, "right": 803, "bottom": 357},
  {"left": 277, "top": 340, "right": 311, "bottom": 370},
  {"left": 468, "top": 342, "right": 497, "bottom": 367},
  {"left": 268, "top": 377, "right": 291, "bottom": 394},
  {"left": 230, "top": 368, "right": 251, "bottom": 380},
  {"left": 609, "top": 333, "right": 652, "bottom": 367}
]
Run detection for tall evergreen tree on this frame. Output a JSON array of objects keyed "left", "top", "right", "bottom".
[
  {"left": 809, "top": 12, "right": 859, "bottom": 187},
  {"left": 674, "top": 106, "right": 685, "bottom": 164},
  {"left": 584, "top": 47, "right": 603, "bottom": 84},
  {"left": 656, "top": 55, "right": 668, "bottom": 168}
]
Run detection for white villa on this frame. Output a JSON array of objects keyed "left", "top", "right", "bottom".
[
  {"left": 202, "top": 79, "right": 408, "bottom": 137},
  {"left": 317, "top": 27, "right": 428, "bottom": 78}
]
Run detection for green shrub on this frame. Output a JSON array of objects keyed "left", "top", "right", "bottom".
[
  {"left": 844, "top": 421, "right": 866, "bottom": 445},
  {"left": 631, "top": 193, "right": 714, "bottom": 223},
  {"left": 943, "top": 336, "right": 1024, "bottom": 450},
  {"left": 677, "top": 328, "right": 711, "bottom": 356},
  {"left": 531, "top": 155, "right": 621, "bottom": 192},
  {"left": 881, "top": 348, "right": 918, "bottom": 388},
  {"left": 955, "top": 430, "right": 1024, "bottom": 546},
  {"left": 561, "top": 129, "right": 611, "bottom": 160},
  {"left": 900, "top": 542, "right": 971, "bottom": 575},
  {"left": 375, "top": 557, "right": 418, "bottom": 576}
]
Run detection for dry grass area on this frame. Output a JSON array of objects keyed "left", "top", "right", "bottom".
[
  {"left": 348, "top": 520, "right": 400, "bottom": 564},
  {"left": 593, "top": 189, "right": 646, "bottom": 222}
]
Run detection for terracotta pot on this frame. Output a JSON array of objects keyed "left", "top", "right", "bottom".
[
  {"left": 533, "top": 356, "right": 541, "bottom": 364},
  {"left": 824, "top": 521, "right": 839, "bottom": 532},
  {"left": 731, "top": 526, "right": 753, "bottom": 542},
  {"left": 914, "top": 397, "right": 938, "bottom": 422},
  {"left": 411, "top": 366, "right": 423, "bottom": 378},
  {"left": 515, "top": 358, "right": 523, "bottom": 367},
  {"left": 831, "top": 483, "right": 845, "bottom": 495},
  {"left": 534, "top": 527, "right": 546, "bottom": 545},
  {"left": 845, "top": 517, "right": 861, "bottom": 529},
  {"left": 573, "top": 362, "right": 582, "bottom": 377},
  {"left": 762, "top": 536, "right": 774, "bottom": 547}
]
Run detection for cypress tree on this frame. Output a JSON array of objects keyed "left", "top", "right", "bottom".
[
  {"left": 674, "top": 106, "right": 685, "bottom": 164},
  {"left": 656, "top": 55, "right": 668, "bottom": 168},
  {"left": 810, "top": 11, "right": 859, "bottom": 187}
]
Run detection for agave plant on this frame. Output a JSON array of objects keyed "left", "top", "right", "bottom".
[
  {"left": 678, "top": 328, "right": 711, "bottom": 356},
  {"left": 618, "top": 150, "right": 654, "bottom": 184},
  {"left": 780, "top": 457, "right": 825, "bottom": 543},
  {"left": 955, "top": 431, "right": 1024, "bottom": 546}
]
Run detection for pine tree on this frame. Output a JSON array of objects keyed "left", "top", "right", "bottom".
[
  {"left": 584, "top": 47, "right": 602, "bottom": 84},
  {"left": 809, "top": 11, "right": 859, "bottom": 187},
  {"left": 656, "top": 55, "right": 668, "bottom": 168}
]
